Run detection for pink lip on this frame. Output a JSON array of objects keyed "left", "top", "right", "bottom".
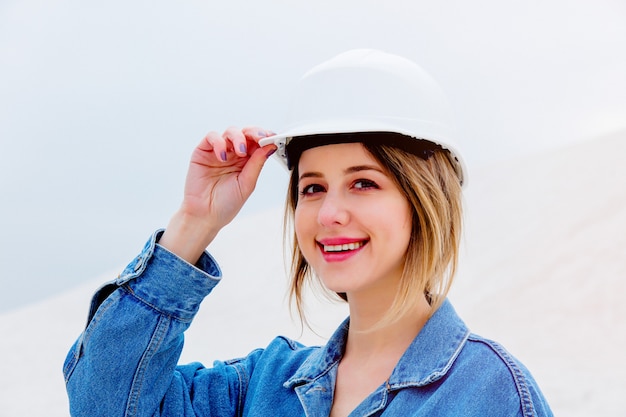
[{"left": 316, "top": 237, "right": 369, "bottom": 263}]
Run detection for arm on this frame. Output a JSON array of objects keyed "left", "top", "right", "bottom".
[
  {"left": 63, "top": 128, "right": 277, "bottom": 416},
  {"left": 64, "top": 231, "right": 220, "bottom": 416}
]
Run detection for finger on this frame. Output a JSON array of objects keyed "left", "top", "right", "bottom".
[
  {"left": 242, "top": 127, "right": 277, "bottom": 144},
  {"left": 238, "top": 144, "right": 277, "bottom": 197},
  {"left": 223, "top": 126, "right": 248, "bottom": 157},
  {"left": 202, "top": 131, "right": 228, "bottom": 162}
]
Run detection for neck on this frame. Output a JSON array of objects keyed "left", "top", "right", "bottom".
[{"left": 344, "top": 292, "right": 432, "bottom": 359}]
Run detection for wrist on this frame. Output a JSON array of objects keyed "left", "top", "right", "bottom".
[{"left": 159, "top": 210, "right": 221, "bottom": 265}]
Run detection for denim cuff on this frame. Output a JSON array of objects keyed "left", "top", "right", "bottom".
[{"left": 113, "top": 229, "right": 222, "bottom": 321}]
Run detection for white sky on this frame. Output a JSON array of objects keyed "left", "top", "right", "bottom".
[{"left": 1, "top": 0, "right": 625, "bottom": 312}]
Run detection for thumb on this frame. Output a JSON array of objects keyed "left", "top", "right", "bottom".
[{"left": 238, "top": 145, "right": 277, "bottom": 197}]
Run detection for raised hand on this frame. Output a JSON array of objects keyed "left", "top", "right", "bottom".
[{"left": 159, "top": 127, "right": 277, "bottom": 264}]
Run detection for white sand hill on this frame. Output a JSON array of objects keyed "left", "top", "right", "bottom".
[{"left": 0, "top": 131, "right": 624, "bottom": 417}]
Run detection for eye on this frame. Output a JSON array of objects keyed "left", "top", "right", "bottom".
[
  {"left": 299, "top": 183, "right": 325, "bottom": 196},
  {"left": 353, "top": 179, "right": 379, "bottom": 190}
]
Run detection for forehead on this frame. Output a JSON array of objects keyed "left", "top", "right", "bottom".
[{"left": 297, "top": 142, "right": 381, "bottom": 172}]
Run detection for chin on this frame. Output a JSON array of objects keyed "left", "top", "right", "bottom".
[
  {"left": 318, "top": 277, "right": 364, "bottom": 297},
  {"left": 317, "top": 276, "right": 350, "bottom": 294}
]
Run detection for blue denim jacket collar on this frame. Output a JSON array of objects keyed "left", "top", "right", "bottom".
[
  {"left": 388, "top": 300, "right": 470, "bottom": 389},
  {"left": 283, "top": 300, "right": 471, "bottom": 416},
  {"left": 283, "top": 319, "right": 347, "bottom": 388}
]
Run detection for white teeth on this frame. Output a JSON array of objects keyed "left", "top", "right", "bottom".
[{"left": 323, "top": 241, "right": 364, "bottom": 252}]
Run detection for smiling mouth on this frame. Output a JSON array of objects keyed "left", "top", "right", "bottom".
[{"left": 320, "top": 240, "right": 368, "bottom": 253}]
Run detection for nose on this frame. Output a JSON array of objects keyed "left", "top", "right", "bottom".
[{"left": 317, "top": 192, "right": 350, "bottom": 227}]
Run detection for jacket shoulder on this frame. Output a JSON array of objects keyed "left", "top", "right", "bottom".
[
  {"left": 221, "top": 335, "right": 319, "bottom": 376},
  {"left": 458, "top": 333, "right": 553, "bottom": 417}
]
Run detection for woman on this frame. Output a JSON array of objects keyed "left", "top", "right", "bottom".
[{"left": 64, "top": 50, "right": 553, "bottom": 416}]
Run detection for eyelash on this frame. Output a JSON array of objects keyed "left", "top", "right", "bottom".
[
  {"left": 299, "top": 179, "right": 379, "bottom": 196},
  {"left": 299, "top": 184, "right": 325, "bottom": 196},
  {"left": 353, "top": 179, "right": 378, "bottom": 190}
]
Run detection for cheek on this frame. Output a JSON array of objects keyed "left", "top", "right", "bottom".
[
  {"left": 385, "top": 201, "right": 413, "bottom": 243},
  {"left": 294, "top": 205, "right": 313, "bottom": 248},
  {"left": 368, "top": 198, "right": 412, "bottom": 230}
]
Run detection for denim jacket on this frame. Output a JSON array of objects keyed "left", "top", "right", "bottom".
[{"left": 64, "top": 230, "right": 553, "bottom": 416}]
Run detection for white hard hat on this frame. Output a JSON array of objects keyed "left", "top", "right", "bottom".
[{"left": 259, "top": 49, "right": 466, "bottom": 186}]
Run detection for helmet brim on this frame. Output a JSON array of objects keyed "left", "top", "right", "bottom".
[{"left": 259, "top": 117, "right": 466, "bottom": 187}]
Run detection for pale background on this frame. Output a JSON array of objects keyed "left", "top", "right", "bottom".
[{"left": 1, "top": 1, "right": 625, "bottom": 416}]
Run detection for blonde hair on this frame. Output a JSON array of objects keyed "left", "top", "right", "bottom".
[{"left": 284, "top": 140, "right": 463, "bottom": 328}]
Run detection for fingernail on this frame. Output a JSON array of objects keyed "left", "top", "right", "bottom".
[
  {"left": 239, "top": 143, "right": 247, "bottom": 154},
  {"left": 266, "top": 148, "right": 277, "bottom": 158},
  {"left": 258, "top": 131, "right": 267, "bottom": 138},
  {"left": 220, "top": 151, "right": 227, "bottom": 162}
]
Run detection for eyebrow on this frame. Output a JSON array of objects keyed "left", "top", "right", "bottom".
[{"left": 298, "top": 165, "right": 384, "bottom": 181}]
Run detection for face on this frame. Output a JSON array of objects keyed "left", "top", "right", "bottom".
[{"left": 294, "top": 142, "right": 412, "bottom": 298}]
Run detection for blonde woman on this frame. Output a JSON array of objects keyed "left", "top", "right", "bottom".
[{"left": 65, "top": 50, "right": 553, "bottom": 416}]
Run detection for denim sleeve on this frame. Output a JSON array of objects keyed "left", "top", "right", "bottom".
[{"left": 63, "top": 230, "right": 245, "bottom": 417}]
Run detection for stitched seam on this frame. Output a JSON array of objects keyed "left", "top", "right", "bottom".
[
  {"left": 64, "top": 294, "right": 118, "bottom": 383},
  {"left": 294, "top": 387, "right": 312, "bottom": 417},
  {"left": 125, "top": 314, "right": 170, "bottom": 417},
  {"left": 388, "top": 328, "right": 471, "bottom": 389},
  {"left": 63, "top": 333, "right": 84, "bottom": 384},
  {"left": 471, "top": 336, "right": 536, "bottom": 417},
  {"left": 122, "top": 284, "right": 194, "bottom": 324},
  {"left": 232, "top": 362, "right": 250, "bottom": 417},
  {"left": 362, "top": 387, "right": 388, "bottom": 417},
  {"left": 287, "top": 348, "right": 340, "bottom": 387},
  {"left": 79, "top": 293, "right": 117, "bottom": 351}
]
